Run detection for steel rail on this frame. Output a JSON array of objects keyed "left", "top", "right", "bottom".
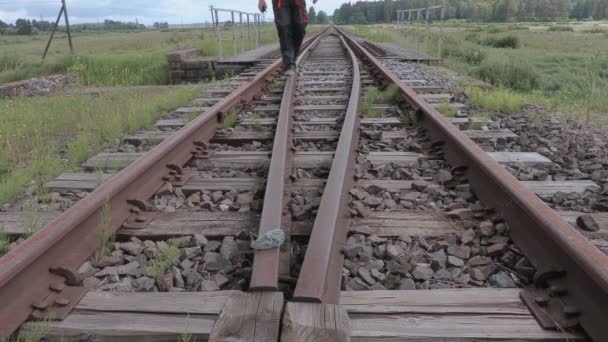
[
  {"left": 338, "top": 27, "right": 608, "bottom": 341},
  {"left": 250, "top": 32, "right": 326, "bottom": 291},
  {"left": 293, "top": 33, "right": 361, "bottom": 303},
  {"left": 0, "top": 30, "right": 328, "bottom": 338}
]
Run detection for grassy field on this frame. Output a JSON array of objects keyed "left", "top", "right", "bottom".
[
  {"left": 0, "top": 26, "right": 279, "bottom": 86},
  {"left": 349, "top": 21, "right": 608, "bottom": 122},
  {"left": 0, "top": 85, "right": 202, "bottom": 204}
]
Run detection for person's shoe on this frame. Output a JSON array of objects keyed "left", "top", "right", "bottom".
[{"left": 284, "top": 65, "right": 296, "bottom": 76}]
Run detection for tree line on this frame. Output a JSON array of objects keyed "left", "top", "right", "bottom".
[
  {"left": 307, "top": 7, "right": 331, "bottom": 24},
  {"left": 333, "top": 0, "right": 608, "bottom": 24},
  {"left": 0, "top": 18, "right": 146, "bottom": 35}
]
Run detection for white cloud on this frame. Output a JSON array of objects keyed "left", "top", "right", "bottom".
[{"left": 0, "top": 0, "right": 350, "bottom": 25}]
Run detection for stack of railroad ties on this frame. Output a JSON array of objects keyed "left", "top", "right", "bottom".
[{"left": 0, "top": 26, "right": 606, "bottom": 341}]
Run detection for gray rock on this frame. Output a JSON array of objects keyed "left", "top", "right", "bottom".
[
  {"left": 213, "top": 273, "right": 230, "bottom": 288},
  {"left": 479, "top": 221, "right": 496, "bottom": 237},
  {"left": 489, "top": 272, "right": 517, "bottom": 288},
  {"left": 119, "top": 242, "right": 143, "bottom": 256},
  {"left": 220, "top": 236, "right": 240, "bottom": 262},
  {"left": 386, "top": 260, "right": 411, "bottom": 275},
  {"left": 385, "top": 244, "right": 404, "bottom": 260},
  {"left": 193, "top": 234, "right": 209, "bottom": 247},
  {"left": 412, "top": 180, "right": 429, "bottom": 191},
  {"left": 447, "top": 245, "right": 470, "bottom": 259},
  {"left": 487, "top": 243, "right": 508, "bottom": 256},
  {"left": 412, "top": 264, "right": 434, "bottom": 281},
  {"left": 205, "top": 240, "right": 222, "bottom": 252},
  {"left": 577, "top": 214, "right": 600, "bottom": 232},
  {"left": 82, "top": 276, "right": 102, "bottom": 289},
  {"left": 398, "top": 278, "right": 416, "bottom": 290},
  {"left": 157, "top": 273, "right": 174, "bottom": 291},
  {"left": 95, "top": 261, "right": 140, "bottom": 277},
  {"left": 371, "top": 268, "right": 386, "bottom": 282},
  {"left": 115, "top": 277, "right": 134, "bottom": 292},
  {"left": 251, "top": 229, "right": 285, "bottom": 250},
  {"left": 185, "top": 271, "right": 203, "bottom": 288},
  {"left": 435, "top": 169, "right": 453, "bottom": 183},
  {"left": 348, "top": 277, "right": 370, "bottom": 291},
  {"left": 200, "top": 280, "right": 220, "bottom": 291},
  {"left": 447, "top": 255, "right": 464, "bottom": 267},
  {"left": 204, "top": 252, "right": 232, "bottom": 271},
  {"left": 433, "top": 269, "right": 452, "bottom": 281},
  {"left": 446, "top": 208, "right": 474, "bottom": 221},
  {"left": 467, "top": 256, "right": 492, "bottom": 267},
  {"left": 183, "top": 246, "right": 203, "bottom": 260},
  {"left": 168, "top": 236, "right": 193, "bottom": 248},
  {"left": 461, "top": 229, "right": 475, "bottom": 244},
  {"left": 358, "top": 268, "right": 376, "bottom": 285},
  {"left": 455, "top": 273, "right": 471, "bottom": 285},
  {"left": 384, "top": 273, "right": 401, "bottom": 289},
  {"left": 134, "top": 276, "right": 155, "bottom": 292},
  {"left": 172, "top": 267, "right": 185, "bottom": 288}
]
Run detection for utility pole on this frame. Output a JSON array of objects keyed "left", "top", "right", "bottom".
[
  {"left": 384, "top": 0, "right": 390, "bottom": 23},
  {"left": 42, "top": 0, "right": 74, "bottom": 60}
]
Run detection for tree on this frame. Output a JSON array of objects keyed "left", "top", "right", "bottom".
[
  {"left": 15, "top": 19, "right": 32, "bottom": 35},
  {"left": 317, "top": 11, "right": 329, "bottom": 24},
  {"left": 308, "top": 6, "right": 317, "bottom": 24},
  {"left": 0, "top": 20, "right": 8, "bottom": 33}
]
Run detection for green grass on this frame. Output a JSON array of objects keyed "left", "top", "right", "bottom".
[
  {"left": 465, "top": 86, "right": 529, "bottom": 113},
  {"left": 436, "top": 101, "right": 458, "bottom": 117},
  {"left": 0, "top": 27, "right": 280, "bottom": 86},
  {"left": 349, "top": 22, "right": 608, "bottom": 120},
  {"left": 144, "top": 243, "right": 181, "bottom": 279},
  {"left": 0, "top": 86, "right": 201, "bottom": 204},
  {"left": 362, "top": 85, "right": 400, "bottom": 117},
  {"left": 0, "top": 231, "right": 10, "bottom": 255},
  {"left": 548, "top": 25, "right": 574, "bottom": 32},
  {"left": 221, "top": 109, "right": 238, "bottom": 129}
]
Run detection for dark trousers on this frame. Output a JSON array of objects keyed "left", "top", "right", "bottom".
[{"left": 272, "top": 0, "right": 308, "bottom": 68}]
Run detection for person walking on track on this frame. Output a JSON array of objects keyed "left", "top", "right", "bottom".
[{"left": 258, "top": 0, "right": 318, "bottom": 75}]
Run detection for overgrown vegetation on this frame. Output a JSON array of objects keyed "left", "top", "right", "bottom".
[
  {"left": 436, "top": 101, "right": 458, "bottom": 117},
  {"left": 144, "top": 242, "right": 181, "bottom": 279},
  {"left": 94, "top": 198, "right": 115, "bottom": 262},
  {"left": 548, "top": 25, "right": 574, "bottom": 32},
  {"left": 221, "top": 109, "right": 238, "bottom": 129},
  {"left": 0, "top": 86, "right": 201, "bottom": 204},
  {"left": 465, "top": 86, "right": 528, "bottom": 113},
  {"left": 362, "top": 85, "right": 400, "bottom": 117},
  {"left": 352, "top": 22, "right": 608, "bottom": 119},
  {"left": 0, "top": 26, "right": 280, "bottom": 85},
  {"left": 0, "top": 231, "right": 9, "bottom": 255}
]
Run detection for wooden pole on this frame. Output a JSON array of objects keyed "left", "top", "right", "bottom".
[
  {"left": 62, "top": 0, "right": 74, "bottom": 53},
  {"left": 216, "top": 10, "right": 223, "bottom": 61},
  {"left": 42, "top": 5, "right": 65, "bottom": 60}
]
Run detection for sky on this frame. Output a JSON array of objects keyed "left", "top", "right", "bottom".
[{"left": 0, "top": 0, "right": 349, "bottom": 25}]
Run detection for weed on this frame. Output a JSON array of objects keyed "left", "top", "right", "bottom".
[
  {"left": 179, "top": 315, "right": 196, "bottom": 342},
  {"left": 268, "top": 80, "right": 283, "bottom": 91},
  {"left": 221, "top": 109, "right": 238, "bottom": 129},
  {"left": 482, "top": 35, "right": 520, "bottom": 49},
  {"left": 94, "top": 197, "right": 115, "bottom": 262},
  {"left": 474, "top": 60, "right": 539, "bottom": 92},
  {"left": 144, "top": 242, "right": 181, "bottom": 279},
  {"left": 0, "top": 86, "right": 200, "bottom": 205},
  {"left": 253, "top": 112, "right": 263, "bottom": 131},
  {"left": 8, "top": 317, "right": 52, "bottom": 342},
  {"left": 403, "top": 111, "right": 418, "bottom": 127},
  {"left": 465, "top": 86, "right": 528, "bottom": 113},
  {"left": 548, "top": 25, "right": 573, "bottom": 32},
  {"left": 436, "top": 101, "right": 457, "bottom": 117},
  {"left": 22, "top": 203, "right": 43, "bottom": 238},
  {"left": 0, "top": 231, "right": 10, "bottom": 255}
]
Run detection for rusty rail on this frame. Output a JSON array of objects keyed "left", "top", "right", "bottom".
[
  {"left": 292, "top": 33, "right": 362, "bottom": 303},
  {"left": 249, "top": 32, "right": 326, "bottom": 291},
  {"left": 338, "top": 27, "right": 608, "bottom": 341},
  {"left": 0, "top": 30, "right": 327, "bottom": 338}
]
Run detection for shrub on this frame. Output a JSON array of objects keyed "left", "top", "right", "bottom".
[
  {"left": 482, "top": 35, "right": 520, "bottom": 49},
  {"left": 442, "top": 43, "right": 487, "bottom": 65},
  {"left": 465, "top": 86, "right": 528, "bottom": 113},
  {"left": 548, "top": 25, "right": 573, "bottom": 32},
  {"left": 474, "top": 61, "right": 539, "bottom": 92}
]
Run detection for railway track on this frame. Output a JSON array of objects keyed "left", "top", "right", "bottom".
[{"left": 0, "top": 27, "right": 607, "bottom": 341}]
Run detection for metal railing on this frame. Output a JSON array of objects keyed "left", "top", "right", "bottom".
[
  {"left": 396, "top": 3, "right": 445, "bottom": 59},
  {"left": 210, "top": 6, "right": 272, "bottom": 61}
]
